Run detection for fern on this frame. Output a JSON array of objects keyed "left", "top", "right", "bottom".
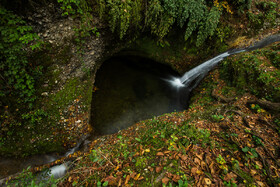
[
  {"left": 97, "top": 0, "right": 106, "bottom": 18},
  {"left": 184, "top": 0, "right": 207, "bottom": 41},
  {"left": 196, "top": 6, "right": 221, "bottom": 46},
  {"left": 96, "top": 0, "right": 226, "bottom": 45},
  {"left": 106, "top": 0, "right": 142, "bottom": 39}
]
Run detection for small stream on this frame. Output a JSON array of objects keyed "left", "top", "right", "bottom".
[{"left": 1, "top": 34, "right": 279, "bottom": 185}]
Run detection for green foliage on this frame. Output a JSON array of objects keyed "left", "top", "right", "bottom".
[
  {"left": 220, "top": 45, "right": 280, "bottom": 102},
  {"left": 228, "top": 0, "right": 252, "bottom": 14},
  {"left": 212, "top": 114, "right": 224, "bottom": 122},
  {"left": 57, "top": 0, "right": 100, "bottom": 43},
  {"left": 250, "top": 104, "right": 265, "bottom": 113},
  {"left": 224, "top": 179, "right": 237, "bottom": 187},
  {"left": 57, "top": 0, "right": 87, "bottom": 16},
  {"left": 140, "top": 118, "right": 213, "bottom": 150},
  {"left": 101, "top": 0, "right": 142, "bottom": 39},
  {"left": 21, "top": 109, "right": 47, "bottom": 128},
  {"left": 6, "top": 166, "right": 57, "bottom": 187},
  {"left": 242, "top": 146, "right": 258, "bottom": 159},
  {"left": 96, "top": 0, "right": 226, "bottom": 46},
  {"left": 248, "top": 1, "right": 279, "bottom": 32},
  {"left": 196, "top": 6, "right": 221, "bottom": 46},
  {"left": 0, "top": 7, "right": 42, "bottom": 107}
]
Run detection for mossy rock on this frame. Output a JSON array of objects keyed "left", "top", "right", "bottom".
[{"left": 219, "top": 43, "right": 280, "bottom": 102}]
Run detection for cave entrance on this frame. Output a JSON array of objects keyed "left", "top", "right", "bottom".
[{"left": 90, "top": 55, "right": 187, "bottom": 135}]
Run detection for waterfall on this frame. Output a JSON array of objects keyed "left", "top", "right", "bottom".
[{"left": 170, "top": 35, "right": 280, "bottom": 91}]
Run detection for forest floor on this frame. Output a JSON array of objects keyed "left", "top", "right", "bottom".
[{"left": 51, "top": 65, "right": 280, "bottom": 186}]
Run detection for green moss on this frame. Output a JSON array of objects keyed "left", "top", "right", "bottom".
[{"left": 220, "top": 44, "right": 280, "bottom": 102}]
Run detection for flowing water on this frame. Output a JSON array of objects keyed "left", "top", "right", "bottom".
[
  {"left": 170, "top": 34, "right": 280, "bottom": 91},
  {"left": 1, "top": 34, "right": 279, "bottom": 184}
]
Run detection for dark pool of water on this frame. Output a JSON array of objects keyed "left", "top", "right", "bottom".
[{"left": 91, "top": 56, "right": 187, "bottom": 135}]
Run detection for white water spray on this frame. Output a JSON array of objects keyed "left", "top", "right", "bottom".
[
  {"left": 169, "top": 49, "right": 246, "bottom": 89},
  {"left": 170, "top": 34, "right": 280, "bottom": 89}
]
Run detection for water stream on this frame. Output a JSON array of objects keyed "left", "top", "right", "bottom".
[
  {"left": 1, "top": 34, "right": 279, "bottom": 184},
  {"left": 170, "top": 34, "right": 280, "bottom": 95}
]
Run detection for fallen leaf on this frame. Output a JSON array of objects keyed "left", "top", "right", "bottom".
[
  {"left": 134, "top": 173, "right": 140, "bottom": 180},
  {"left": 162, "top": 177, "right": 170, "bottom": 184},
  {"left": 224, "top": 172, "right": 237, "bottom": 182},
  {"left": 255, "top": 161, "right": 263, "bottom": 169},
  {"left": 191, "top": 167, "right": 203, "bottom": 175},
  {"left": 204, "top": 178, "right": 211, "bottom": 185},
  {"left": 125, "top": 175, "right": 130, "bottom": 185},
  {"left": 180, "top": 155, "right": 188, "bottom": 161},
  {"left": 257, "top": 181, "right": 265, "bottom": 187},
  {"left": 209, "top": 162, "right": 215, "bottom": 174},
  {"left": 186, "top": 144, "right": 192, "bottom": 151},
  {"left": 156, "top": 152, "right": 164, "bottom": 156},
  {"left": 130, "top": 172, "right": 137, "bottom": 178},
  {"left": 200, "top": 161, "right": 206, "bottom": 170},
  {"left": 104, "top": 176, "right": 117, "bottom": 186},
  {"left": 250, "top": 169, "right": 257, "bottom": 176},
  {"left": 196, "top": 153, "right": 203, "bottom": 160},
  {"left": 114, "top": 165, "right": 120, "bottom": 171},
  {"left": 194, "top": 157, "right": 200, "bottom": 165},
  {"left": 118, "top": 178, "right": 122, "bottom": 187},
  {"left": 172, "top": 174, "right": 180, "bottom": 182},
  {"left": 156, "top": 166, "right": 162, "bottom": 173}
]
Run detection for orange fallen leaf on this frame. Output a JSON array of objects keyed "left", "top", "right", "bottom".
[
  {"left": 172, "top": 174, "right": 180, "bottom": 182},
  {"left": 162, "top": 177, "right": 170, "bottom": 184},
  {"left": 196, "top": 153, "right": 203, "bottom": 160},
  {"left": 130, "top": 172, "right": 137, "bottom": 178},
  {"left": 194, "top": 157, "right": 200, "bottom": 165},
  {"left": 118, "top": 178, "right": 122, "bottom": 187},
  {"left": 257, "top": 181, "right": 265, "bottom": 187},
  {"left": 250, "top": 169, "right": 257, "bottom": 176},
  {"left": 114, "top": 165, "right": 120, "bottom": 171},
  {"left": 156, "top": 152, "right": 164, "bottom": 156},
  {"left": 134, "top": 173, "right": 140, "bottom": 180},
  {"left": 125, "top": 175, "right": 130, "bottom": 185},
  {"left": 204, "top": 178, "right": 211, "bottom": 185},
  {"left": 180, "top": 155, "right": 188, "bottom": 161},
  {"left": 156, "top": 166, "right": 162, "bottom": 173},
  {"left": 209, "top": 162, "right": 215, "bottom": 174},
  {"left": 104, "top": 176, "right": 117, "bottom": 186}
]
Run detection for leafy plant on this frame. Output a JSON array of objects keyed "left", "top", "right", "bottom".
[
  {"left": 6, "top": 166, "right": 57, "bottom": 186},
  {"left": 95, "top": 0, "right": 236, "bottom": 46},
  {"left": 212, "top": 114, "right": 224, "bottom": 122},
  {"left": 250, "top": 104, "right": 265, "bottom": 113},
  {"left": 0, "top": 7, "right": 42, "bottom": 107},
  {"left": 216, "top": 154, "right": 228, "bottom": 173},
  {"left": 224, "top": 179, "right": 237, "bottom": 187},
  {"left": 242, "top": 146, "right": 258, "bottom": 159}
]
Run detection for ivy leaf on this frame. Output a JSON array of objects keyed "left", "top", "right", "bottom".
[{"left": 242, "top": 147, "right": 249, "bottom": 152}]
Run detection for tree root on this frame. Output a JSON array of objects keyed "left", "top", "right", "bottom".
[
  {"left": 247, "top": 99, "right": 280, "bottom": 112},
  {"left": 225, "top": 110, "right": 280, "bottom": 169},
  {"left": 211, "top": 90, "right": 236, "bottom": 103}
]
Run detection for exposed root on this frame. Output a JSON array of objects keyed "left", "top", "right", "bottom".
[
  {"left": 211, "top": 89, "right": 236, "bottom": 103},
  {"left": 247, "top": 99, "right": 280, "bottom": 112}
]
